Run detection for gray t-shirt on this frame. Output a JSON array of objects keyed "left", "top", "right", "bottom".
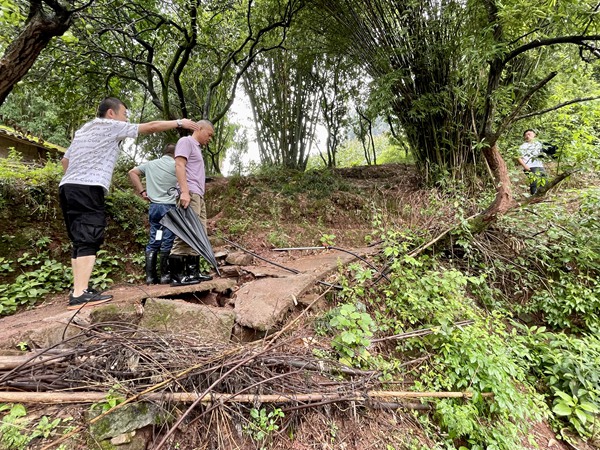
[
  {"left": 60, "top": 118, "right": 139, "bottom": 192},
  {"left": 136, "top": 155, "right": 177, "bottom": 204},
  {"left": 174, "top": 136, "right": 206, "bottom": 196},
  {"left": 519, "top": 140, "right": 544, "bottom": 169}
]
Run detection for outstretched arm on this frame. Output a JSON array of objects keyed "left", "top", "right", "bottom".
[{"left": 138, "top": 119, "right": 199, "bottom": 135}]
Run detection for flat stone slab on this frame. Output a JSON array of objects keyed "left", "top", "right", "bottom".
[
  {"left": 234, "top": 273, "right": 317, "bottom": 331},
  {"left": 234, "top": 248, "right": 378, "bottom": 331},
  {"left": 0, "top": 279, "right": 236, "bottom": 350},
  {"left": 238, "top": 265, "right": 291, "bottom": 278},
  {"left": 140, "top": 298, "right": 236, "bottom": 343}
]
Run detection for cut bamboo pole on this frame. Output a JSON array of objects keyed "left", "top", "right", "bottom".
[
  {"left": 0, "top": 355, "right": 68, "bottom": 370},
  {"left": 0, "top": 390, "right": 493, "bottom": 405}
]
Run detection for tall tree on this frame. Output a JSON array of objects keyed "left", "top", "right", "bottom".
[
  {"left": 317, "top": 0, "right": 600, "bottom": 219},
  {"left": 0, "top": 0, "right": 93, "bottom": 106},
  {"left": 51, "top": 0, "right": 303, "bottom": 172},
  {"left": 243, "top": 48, "right": 320, "bottom": 170},
  {"left": 314, "top": 55, "right": 359, "bottom": 168}
]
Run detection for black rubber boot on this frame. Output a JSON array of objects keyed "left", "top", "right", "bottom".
[
  {"left": 145, "top": 250, "right": 158, "bottom": 285},
  {"left": 159, "top": 251, "right": 171, "bottom": 284},
  {"left": 186, "top": 255, "right": 212, "bottom": 282},
  {"left": 170, "top": 255, "right": 200, "bottom": 287}
]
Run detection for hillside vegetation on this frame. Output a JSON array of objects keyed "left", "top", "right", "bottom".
[{"left": 0, "top": 153, "right": 599, "bottom": 449}]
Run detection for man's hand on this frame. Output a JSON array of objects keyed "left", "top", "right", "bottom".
[
  {"left": 180, "top": 119, "right": 200, "bottom": 132},
  {"left": 179, "top": 191, "right": 191, "bottom": 208}
]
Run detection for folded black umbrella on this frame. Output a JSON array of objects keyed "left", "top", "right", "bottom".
[{"left": 159, "top": 206, "right": 220, "bottom": 275}]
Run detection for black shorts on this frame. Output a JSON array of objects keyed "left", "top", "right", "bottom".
[{"left": 59, "top": 184, "right": 106, "bottom": 258}]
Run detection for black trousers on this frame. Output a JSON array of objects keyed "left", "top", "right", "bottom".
[{"left": 59, "top": 184, "right": 106, "bottom": 258}]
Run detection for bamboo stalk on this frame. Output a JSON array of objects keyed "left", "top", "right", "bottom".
[
  {"left": 0, "top": 390, "right": 493, "bottom": 405},
  {"left": 0, "top": 355, "right": 69, "bottom": 370}
]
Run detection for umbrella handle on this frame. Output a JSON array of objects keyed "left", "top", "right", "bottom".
[{"left": 168, "top": 186, "right": 181, "bottom": 197}]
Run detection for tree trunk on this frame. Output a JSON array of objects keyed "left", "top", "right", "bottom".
[
  {"left": 474, "top": 143, "right": 515, "bottom": 229},
  {"left": 0, "top": 7, "right": 73, "bottom": 106}
]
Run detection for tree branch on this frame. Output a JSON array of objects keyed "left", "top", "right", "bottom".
[
  {"left": 515, "top": 95, "right": 600, "bottom": 120},
  {"left": 521, "top": 169, "right": 581, "bottom": 206},
  {"left": 494, "top": 71, "right": 557, "bottom": 140},
  {"left": 504, "top": 35, "right": 600, "bottom": 64}
]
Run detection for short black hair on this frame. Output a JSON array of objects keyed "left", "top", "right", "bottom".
[
  {"left": 523, "top": 129, "right": 535, "bottom": 136},
  {"left": 97, "top": 97, "right": 127, "bottom": 118},
  {"left": 163, "top": 143, "right": 176, "bottom": 155}
]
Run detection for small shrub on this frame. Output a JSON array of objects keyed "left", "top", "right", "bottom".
[
  {"left": 243, "top": 407, "right": 284, "bottom": 449},
  {"left": 328, "top": 302, "right": 376, "bottom": 367}
]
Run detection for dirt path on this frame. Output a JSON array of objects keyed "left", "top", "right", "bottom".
[{"left": 0, "top": 247, "right": 377, "bottom": 350}]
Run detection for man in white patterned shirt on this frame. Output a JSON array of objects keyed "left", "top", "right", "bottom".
[
  {"left": 59, "top": 97, "right": 200, "bottom": 309},
  {"left": 517, "top": 129, "right": 546, "bottom": 195}
]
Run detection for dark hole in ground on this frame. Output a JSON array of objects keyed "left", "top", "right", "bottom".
[{"left": 154, "top": 289, "right": 233, "bottom": 307}]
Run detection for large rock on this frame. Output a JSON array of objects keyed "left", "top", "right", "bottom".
[
  {"left": 234, "top": 273, "right": 317, "bottom": 331},
  {"left": 225, "top": 251, "right": 253, "bottom": 266},
  {"left": 8, "top": 310, "right": 92, "bottom": 349},
  {"left": 89, "top": 303, "right": 144, "bottom": 324},
  {"left": 140, "top": 298, "right": 235, "bottom": 343},
  {"left": 90, "top": 403, "right": 165, "bottom": 441},
  {"left": 233, "top": 249, "right": 373, "bottom": 332}
]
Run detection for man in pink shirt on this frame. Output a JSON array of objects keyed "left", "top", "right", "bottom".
[{"left": 169, "top": 120, "right": 215, "bottom": 285}]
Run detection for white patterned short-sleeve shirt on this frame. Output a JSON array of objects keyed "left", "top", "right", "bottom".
[
  {"left": 60, "top": 118, "right": 139, "bottom": 192},
  {"left": 519, "top": 140, "right": 544, "bottom": 169}
]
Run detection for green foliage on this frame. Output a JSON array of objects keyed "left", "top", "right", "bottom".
[
  {"left": 0, "top": 250, "right": 69, "bottom": 316},
  {"left": 376, "top": 256, "right": 480, "bottom": 334},
  {"left": 0, "top": 154, "right": 63, "bottom": 215},
  {"left": 419, "top": 320, "right": 546, "bottom": 449},
  {"left": 105, "top": 187, "right": 148, "bottom": 246},
  {"left": 91, "top": 386, "right": 125, "bottom": 413},
  {"left": 89, "top": 250, "right": 118, "bottom": 290},
  {"left": 319, "top": 233, "right": 336, "bottom": 247},
  {"left": 266, "top": 230, "right": 290, "bottom": 248},
  {"left": 502, "top": 62, "right": 600, "bottom": 174},
  {"left": 513, "top": 325, "right": 600, "bottom": 437},
  {"left": 328, "top": 302, "right": 375, "bottom": 366},
  {"left": 0, "top": 403, "right": 65, "bottom": 450},
  {"left": 337, "top": 227, "right": 547, "bottom": 449},
  {"left": 309, "top": 134, "right": 409, "bottom": 169},
  {"left": 0, "top": 257, "right": 14, "bottom": 274},
  {"left": 0, "top": 89, "right": 73, "bottom": 147},
  {"left": 252, "top": 166, "right": 351, "bottom": 199},
  {"left": 553, "top": 391, "right": 599, "bottom": 436},
  {"left": 489, "top": 188, "right": 600, "bottom": 332},
  {"left": 243, "top": 407, "right": 284, "bottom": 449},
  {"left": 0, "top": 244, "right": 129, "bottom": 316},
  {"left": 225, "top": 218, "right": 252, "bottom": 236},
  {"left": 0, "top": 404, "right": 28, "bottom": 450}
]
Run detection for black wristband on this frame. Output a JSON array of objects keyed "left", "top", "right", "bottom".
[{"left": 140, "top": 190, "right": 146, "bottom": 195}]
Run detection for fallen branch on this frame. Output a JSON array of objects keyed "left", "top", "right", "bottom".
[
  {"left": 520, "top": 169, "right": 580, "bottom": 206},
  {"left": 515, "top": 96, "right": 600, "bottom": 120},
  {"left": 371, "top": 320, "right": 475, "bottom": 343},
  {"left": 0, "top": 353, "right": 71, "bottom": 370},
  {"left": 407, "top": 215, "right": 479, "bottom": 259},
  {"left": 0, "top": 389, "right": 494, "bottom": 404}
]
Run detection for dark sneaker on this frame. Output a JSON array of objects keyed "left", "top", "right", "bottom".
[
  {"left": 68, "top": 289, "right": 113, "bottom": 310},
  {"left": 85, "top": 288, "right": 112, "bottom": 301}
]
